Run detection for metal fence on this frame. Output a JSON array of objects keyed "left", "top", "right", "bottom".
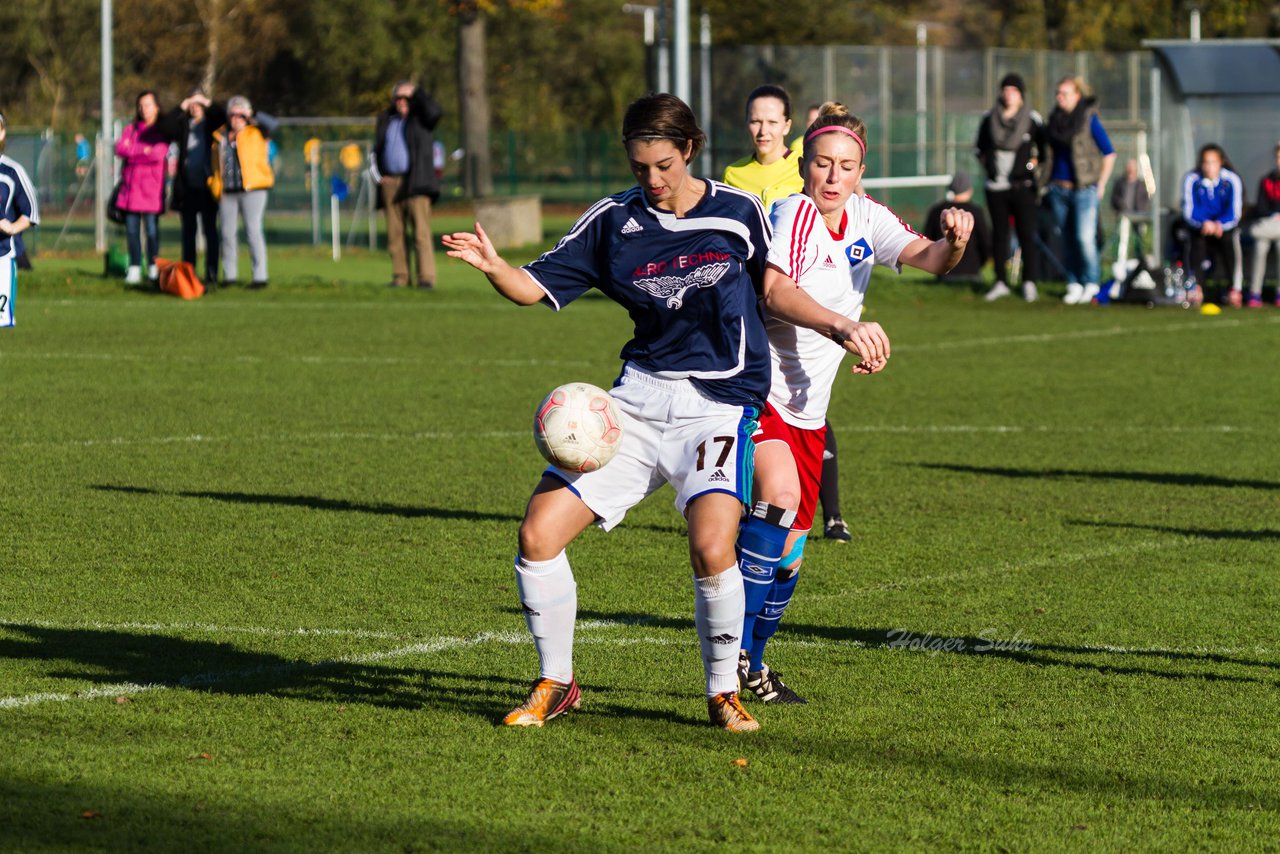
[{"left": 10, "top": 44, "right": 1156, "bottom": 252}]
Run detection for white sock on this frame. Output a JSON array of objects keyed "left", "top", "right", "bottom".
[
  {"left": 693, "top": 565, "right": 745, "bottom": 697},
  {"left": 514, "top": 551, "right": 576, "bottom": 683}
]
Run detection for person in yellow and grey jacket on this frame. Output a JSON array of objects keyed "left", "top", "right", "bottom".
[{"left": 211, "top": 96, "right": 277, "bottom": 289}]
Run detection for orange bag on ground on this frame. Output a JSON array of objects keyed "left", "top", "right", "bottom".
[{"left": 156, "top": 258, "right": 205, "bottom": 299}]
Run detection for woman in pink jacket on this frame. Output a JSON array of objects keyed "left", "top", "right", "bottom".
[{"left": 115, "top": 90, "right": 175, "bottom": 284}]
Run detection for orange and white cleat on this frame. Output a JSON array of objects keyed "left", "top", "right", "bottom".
[
  {"left": 502, "top": 677, "right": 581, "bottom": 727},
  {"left": 708, "top": 691, "right": 760, "bottom": 732}
]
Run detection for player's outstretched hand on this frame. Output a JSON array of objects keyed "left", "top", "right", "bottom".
[
  {"left": 443, "top": 222, "right": 504, "bottom": 275},
  {"left": 940, "top": 207, "right": 974, "bottom": 249},
  {"left": 836, "top": 320, "right": 890, "bottom": 373}
]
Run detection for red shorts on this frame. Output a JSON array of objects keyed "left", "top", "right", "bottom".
[{"left": 753, "top": 402, "right": 826, "bottom": 532}]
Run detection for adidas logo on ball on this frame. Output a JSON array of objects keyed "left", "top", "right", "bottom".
[{"left": 533, "top": 382, "right": 625, "bottom": 474}]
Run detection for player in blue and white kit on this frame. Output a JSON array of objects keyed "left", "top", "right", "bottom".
[
  {"left": 444, "top": 94, "right": 887, "bottom": 732},
  {"left": 0, "top": 112, "right": 39, "bottom": 329}
]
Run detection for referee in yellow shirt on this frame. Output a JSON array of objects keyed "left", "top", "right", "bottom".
[
  {"left": 723, "top": 86, "right": 852, "bottom": 542},
  {"left": 722, "top": 85, "right": 804, "bottom": 212}
]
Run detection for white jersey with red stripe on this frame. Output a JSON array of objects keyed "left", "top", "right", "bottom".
[{"left": 764, "top": 191, "right": 920, "bottom": 428}]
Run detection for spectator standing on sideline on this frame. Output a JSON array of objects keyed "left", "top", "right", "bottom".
[
  {"left": 115, "top": 91, "right": 174, "bottom": 285},
  {"left": 975, "top": 73, "right": 1045, "bottom": 302},
  {"left": 166, "top": 89, "right": 226, "bottom": 287},
  {"left": 1110, "top": 158, "right": 1150, "bottom": 268},
  {"left": 923, "top": 170, "right": 991, "bottom": 283},
  {"left": 371, "top": 81, "right": 443, "bottom": 290},
  {"left": 1, "top": 111, "right": 39, "bottom": 329},
  {"left": 1248, "top": 143, "right": 1280, "bottom": 307},
  {"left": 211, "top": 96, "right": 277, "bottom": 289},
  {"left": 1181, "top": 143, "right": 1244, "bottom": 307},
  {"left": 1044, "top": 76, "right": 1117, "bottom": 305}
]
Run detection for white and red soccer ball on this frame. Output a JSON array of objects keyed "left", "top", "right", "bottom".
[{"left": 533, "top": 382, "right": 624, "bottom": 473}]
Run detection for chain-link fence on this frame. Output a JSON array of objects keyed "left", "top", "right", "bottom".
[{"left": 10, "top": 44, "right": 1156, "bottom": 255}]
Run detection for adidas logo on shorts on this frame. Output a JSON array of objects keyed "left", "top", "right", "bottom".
[
  {"left": 708, "top": 468, "right": 729, "bottom": 483},
  {"left": 620, "top": 217, "right": 643, "bottom": 235}
]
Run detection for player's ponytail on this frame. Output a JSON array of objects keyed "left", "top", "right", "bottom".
[
  {"left": 622, "top": 93, "right": 706, "bottom": 164},
  {"left": 803, "top": 102, "right": 868, "bottom": 163}
]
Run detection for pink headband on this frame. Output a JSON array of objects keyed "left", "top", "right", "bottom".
[{"left": 804, "top": 124, "right": 866, "bottom": 159}]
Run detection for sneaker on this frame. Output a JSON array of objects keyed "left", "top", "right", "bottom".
[
  {"left": 983, "top": 281, "right": 1011, "bottom": 302},
  {"left": 1062, "top": 282, "right": 1085, "bottom": 304},
  {"left": 147, "top": 264, "right": 159, "bottom": 282},
  {"left": 124, "top": 265, "right": 142, "bottom": 285},
  {"left": 736, "top": 649, "right": 750, "bottom": 692},
  {"left": 1226, "top": 288, "right": 1243, "bottom": 308},
  {"left": 1022, "top": 281, "right": 1038, "bottom": 302},
  {"left": 1079, "top": 283, "right": 1100, "bottom": 304},
  {"left": 745, "top": 664, "right": 808, "bottom": 705},
  {"left": 824, "top": 516, "right": 852, "bottom": 542},
  {"left": 248, "top": 280, "right": 269, "bottom": 290},
  {"left": 501, "top": 676, "right": 580, "bottom": 727},
  {"left": 1246, "top": 294, "right": 1263, "bottom": 308},
  {"left": 708, "top": 691, "right": 760, "bottom": 732},
  {"left": 417, "top": 280, "right": 436, "bottom": 290}
]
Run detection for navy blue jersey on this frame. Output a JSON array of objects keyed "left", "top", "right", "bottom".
[
  {"left": 523, "top": 180, "right": 773, "bottom": 407},
  {"left": 0, "top": 156, "right": 39, "bottom": 259}
]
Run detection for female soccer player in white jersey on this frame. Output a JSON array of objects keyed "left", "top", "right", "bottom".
[
  {"left": 737, "top": 102, "right": 973, "bottom": 705},
  {"left": 725, "top": 86, "right": 855, "bottom": 545},
  {"left": 443, "top": 94, "right": 889, "bottom": 732}
]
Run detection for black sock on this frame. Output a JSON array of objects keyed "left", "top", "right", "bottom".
[{"left": 819, "top": 420, "right": 842, "bottom": 520}]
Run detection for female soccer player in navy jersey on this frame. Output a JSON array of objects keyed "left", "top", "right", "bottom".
[
  {"left": 736, "top": 102, "right": 973, "bottom": 706},
  {"left": 444, "top": 94, "right": 889, "bottom": 732}
]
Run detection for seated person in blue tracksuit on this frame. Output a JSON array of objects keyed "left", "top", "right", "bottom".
[{"left": 1181, "top": 143, "right": 1244, "bottom": 305}]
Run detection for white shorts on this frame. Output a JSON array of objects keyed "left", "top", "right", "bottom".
[
  {"left": 547, "top": 364, "right": 759, "bottom": 531},
  {"left": 0, "top": 256, "right": 14, "bottom": 328}
]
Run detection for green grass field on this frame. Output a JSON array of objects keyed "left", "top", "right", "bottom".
[{"left": 2, "top": 238, "right": 1278, "bottom": 852}]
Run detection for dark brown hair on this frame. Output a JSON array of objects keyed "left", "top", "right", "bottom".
[
  {"left": 134, "top": 90, "right": 159, "bottom": 123},
  {"left": 745, "top": 84, "right": 792, "bottom": 121},
  {"left": 622, "top": 93, "right": 706, "bottom": 163}
]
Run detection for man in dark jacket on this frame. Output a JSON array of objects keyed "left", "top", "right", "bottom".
[
  {"left": 372, "top": 81, "right": 444, "bottom": 289},
  {"left": 923, "top": 171, "right": 992, "bottom": 284},
  {"left": 164, "top": 90, "right": 226, "bottom": 286},
  {"left": 1248, "top": 142, "right": 1280, "bottom": 306}
]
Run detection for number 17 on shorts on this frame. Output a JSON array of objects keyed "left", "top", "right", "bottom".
[{"left": 0, "top": 260, "right": 14, "bottom": 328}]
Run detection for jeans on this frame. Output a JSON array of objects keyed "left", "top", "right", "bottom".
[
  {"left": 124, "top": 212, "right": 159, "bottom": 269},
  {"left": 1046, "top": 184, "right": 1100, "bottom": 285}
]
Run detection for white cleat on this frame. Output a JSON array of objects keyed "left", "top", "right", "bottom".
[
  {"left": 1062, "top": 282, "right": 1085, "bottom": 304},
  {"left": 1079, "top": 283, "right": 1100, "bottom": 304},
  {"left": 1022, "top": 281, "right": 1039, "bottom": 302}
]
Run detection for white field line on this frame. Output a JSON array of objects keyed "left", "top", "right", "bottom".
[
  {"left": 807, "top": 539, "right": 1188, "bottom": 599},
  {"left": 1, "top": 612, "right": 1271, "bottom": 711},
  {"left": 0, "top": 351, "right": 595, "bottom": 368},
  {"left": 10, "top": 424, "right": 1259, "bottom": 451},
  {"left": 5, "top": 314, "right": 1277, "bottom": 368},
  {"left": 895, "top": 315, "right": 1280, "bottom": 352},
  {"left": 832, "top": 424, "right": 1254, "bottom": 435}
]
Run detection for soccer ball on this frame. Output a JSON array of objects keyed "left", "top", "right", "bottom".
[{"left": 533, "top": 382, "right": 624, "bottom": 473}]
